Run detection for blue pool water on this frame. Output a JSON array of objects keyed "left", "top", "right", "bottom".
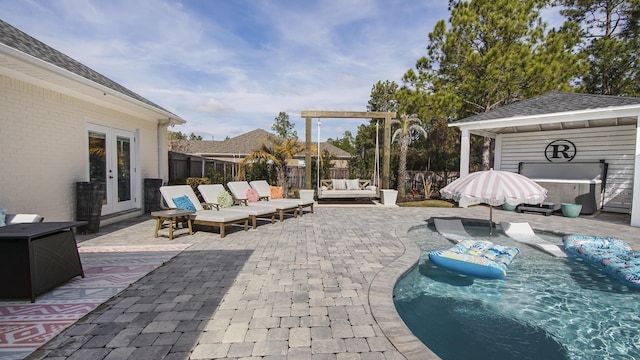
[{"left": 394, "top": 224, "right": 640, "bottom": 360}]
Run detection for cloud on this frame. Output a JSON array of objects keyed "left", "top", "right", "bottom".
[
  {"left": 196, "top": 98, "right": 234, "bottom": 114},
  {"left": 0, "top": 0, "right": 450, "bottom": 140}
]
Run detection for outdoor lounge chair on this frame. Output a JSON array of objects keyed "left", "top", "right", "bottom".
[
  {"left": 434, "top": 218, "right": 472, "bottom": 243},
  {"left": 159, "top": 185, "right": 249, "bottom": 238},
  {"left": 249, "top": 180, "right": 314, "bottom": 215},
  {"left": 501, "top": 222, "right": 567, "bottom": 257},
  {"left": 227, "top": 181, "right": 298, "bottom": 221},
  {"left": 197, "top": 184, "right": 276, "bottom": 229}
]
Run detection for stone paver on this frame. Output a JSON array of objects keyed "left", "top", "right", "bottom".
[{"left": 30, "top": 205, "right": 640, "bottom": 359}]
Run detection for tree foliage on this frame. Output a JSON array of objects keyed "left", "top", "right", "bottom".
[
  {"left": 241, "top": 136, "right": 311, "bottom": 196},
  {"left": 168, "top": 131, "right": 202, "bottom": 140},
  {"left": 558, "top": 0, "right": 640, "bottom": 95},
  {"left": 391, "top": 114, "right": 428, "bottom": 200},
  {"left": 403, "top": 0, "right": 585, "bottom": 169},
  {"left": 327, "top": 131, "right": 356, "bottom": 154},
  {"left": 271, "top": 111, "right": 297, "bottom": 140}
]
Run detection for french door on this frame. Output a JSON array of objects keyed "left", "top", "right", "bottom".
[{"left": 87, "top": 124, "right": 137, "bottom": 215}]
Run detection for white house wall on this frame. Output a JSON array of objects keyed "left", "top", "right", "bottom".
[
  {"left": 499, "top": 125, "right": 636, "bottom": 213},
  {"left": 0, "top": 75, "right": 160, "bottom": 221}
]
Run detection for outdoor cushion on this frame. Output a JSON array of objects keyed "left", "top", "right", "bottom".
[
  {"left": 0, "top": 208, "right": 5, "bottom": 227},
  {"left": 346, "top": 179, "right": 360, "bottom": 190},
  {"left": 270, "top": 186, "right": 283, "bottom": 199},
  {"left": 246, "top": 189, "right": 259, "bottom": 202},
  {"left": 173, "top": 195, "right": 196, "bottom": 211},
  {"left": 6, "top": 214, "right": 44, "bottom": 224},
  {"left": 217, "top": 190, "right": 234, "bottom": 208},
  {"left": 332, "top": 179, "right": 347, "bottom": 190}
]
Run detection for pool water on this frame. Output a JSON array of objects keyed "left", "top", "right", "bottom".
[{"left": 394, "top": 224, "right": 640, "bottom": 360}]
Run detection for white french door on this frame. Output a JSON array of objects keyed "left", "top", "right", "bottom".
[{"left": 87, "top": 124, "right": 137, "bottom": 215}]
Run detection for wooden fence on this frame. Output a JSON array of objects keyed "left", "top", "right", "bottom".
[{"left": 169, "top": 152, "right": 458, "bottom": 200}]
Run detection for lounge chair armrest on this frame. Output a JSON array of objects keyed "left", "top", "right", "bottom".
[
  {"left": 203, "top": 202, "right": 220, "bottom": 210},
  {"left": 235, "top": 199, "right": 248, "bottom": 206}
]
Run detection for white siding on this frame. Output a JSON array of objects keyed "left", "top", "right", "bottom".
[
  {"left": 0, "top": 75, "right": 160, "bottom": 221},
  {"left": 500, "top": 126, "right": 636, "bottom": 213}
]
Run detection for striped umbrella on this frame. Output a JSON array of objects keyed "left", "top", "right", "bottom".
[{"left": 440, "top": 169, "right": 548, "bottom": 234}]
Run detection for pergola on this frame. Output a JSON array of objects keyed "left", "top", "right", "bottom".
[{"left": 301, "top": 111, "right": 396, "bottom": 190}]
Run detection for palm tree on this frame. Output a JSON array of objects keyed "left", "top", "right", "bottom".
[
  {"left": 392, "top": 114, "right": 427, "bottom": 201},
  {"left": 241, "top": 135, "right": 310, "bottom": 197}
]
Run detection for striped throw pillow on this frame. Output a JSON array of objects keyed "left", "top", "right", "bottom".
[
  {"left": 346, "top": 179, "right": 360, "bottom": 190},
  {"left": 332, "top": 179, "right": 347, "bottom": 190}
]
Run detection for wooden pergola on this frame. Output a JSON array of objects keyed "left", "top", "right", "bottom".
[{"left": 301, "top": 111, "right": 396, "bottom": 190}]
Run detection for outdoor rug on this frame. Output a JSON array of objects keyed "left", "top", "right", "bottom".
[{"left": 0, "top": 244, "right": 190, "bottom": 360}]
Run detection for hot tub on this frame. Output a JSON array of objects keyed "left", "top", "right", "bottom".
[{"left": 519, "top": 162, "right": 607, "bottom": 215}]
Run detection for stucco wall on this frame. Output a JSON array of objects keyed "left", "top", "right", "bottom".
[
  {"left": 497, "top": 125, "right": 636, "bottom": 213},
  {"left": 0, "top": 75, "right": 160, "bottom": 221}
]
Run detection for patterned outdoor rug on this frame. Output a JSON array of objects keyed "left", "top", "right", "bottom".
[{"left": 0, "top": 244, "right": 190, "bottom": 360}]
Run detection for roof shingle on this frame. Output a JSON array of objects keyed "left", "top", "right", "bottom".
[
  {"left": 453, "top": 91, "right": 640, "bottom": 124},
  {"left": 0, "top": 19, "right": 176, "bottom": 116}
]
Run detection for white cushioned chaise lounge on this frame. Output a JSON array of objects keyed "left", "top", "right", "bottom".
[
  {"left": 197, "top": 184, "right": 276, "bottom": 229},
  {"left": 249, "top": 180, "right": 314, "bottom": 215},
  {"left": 227, "top": 181, "right": 299, "bottom": 221},
  {"left": 159, "top": 185, "right": 248, "bottom": 238}
]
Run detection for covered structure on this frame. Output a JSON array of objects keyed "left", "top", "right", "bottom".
[
  {"left": 301, "top": 111, "right": 396, "bottom": 190},
  {"left": 449, "top": 91, "right": 640, "bottom": 226}
]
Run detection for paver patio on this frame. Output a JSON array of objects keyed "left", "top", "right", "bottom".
[{"left": 18, "top": 205, "right": 640, "bottom": 359}]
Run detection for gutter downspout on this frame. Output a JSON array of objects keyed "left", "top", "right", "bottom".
[{"left": 158, "top": 119, "right": 172, "bottom": 183}]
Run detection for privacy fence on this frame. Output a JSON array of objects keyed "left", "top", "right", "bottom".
[{"left": 169, "top": 152, "right": 458, "bottom": 199}]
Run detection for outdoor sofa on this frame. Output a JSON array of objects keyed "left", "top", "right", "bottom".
[{"left": 317, "top": 179, "right": 378, "bottom": 199}]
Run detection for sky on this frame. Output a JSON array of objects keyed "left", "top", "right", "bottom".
[{"left": 0, "top": 0, "right": 451, "bottom": 141}]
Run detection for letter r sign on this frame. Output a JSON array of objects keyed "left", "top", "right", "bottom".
[{"left": 545, "top": 139, "right": 576, "bottom": 162}]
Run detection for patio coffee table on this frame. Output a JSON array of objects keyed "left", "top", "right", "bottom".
[
  {"left": 0, "top": 221, "right": 85, "bottom": 302},
  {"left": 152, "top": 209, "right": 194, "bottom": 240}
]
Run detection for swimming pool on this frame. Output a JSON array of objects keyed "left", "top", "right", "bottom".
[{"left": 394, "top": 224, "right": 640, "bottom": 360}]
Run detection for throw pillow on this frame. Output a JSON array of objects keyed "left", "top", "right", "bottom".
[
  {"left": 270, "top": 186, "right": 283, "bottom": 199},
  {"left": 0, "top": 208, "right": 5, "bottom": 227},
  {"left": 217, "top": 190, "right": 234, "bottom": 208},
  {"left": 172, "top": 195, "right": 196, "bottom": 211},
  {"left": 246, "top": 189, "right": 259, "bottom": 202},
  {"left": 346, "top": 179, "right": 360, "bottom": 190},
  {"left": 332, "top": 179, "right": 347, "bottom": 190}
]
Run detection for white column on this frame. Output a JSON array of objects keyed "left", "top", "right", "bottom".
[
  {"left": 631, "top": 116, "right": 640, "bottom": 227},
  {"left": 494, "top": 134, "right": 503, "bottom": 171},
  {"left": 460, "top": 128, "right": 470, "bottom": 177}
]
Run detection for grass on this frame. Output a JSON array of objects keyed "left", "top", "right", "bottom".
[{"left": 397, "top": 199, "right": 455, "bottom": 208}]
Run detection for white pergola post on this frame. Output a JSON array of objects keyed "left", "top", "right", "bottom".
[
  {"left": 460, "top": 128, "right": 470, "bottom": 177},
  {"left": 631, "top": 116, "right": 640, "bottom": 226}
]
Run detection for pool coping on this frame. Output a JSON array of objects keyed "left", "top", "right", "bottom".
[{"left": 369, "top": 222, "right": 441, "bottom": 360}]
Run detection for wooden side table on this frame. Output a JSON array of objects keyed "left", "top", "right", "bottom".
[{"left": 151, "top": 210, "right": 194, "bottom": 240}]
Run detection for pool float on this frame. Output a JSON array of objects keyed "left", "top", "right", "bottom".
[
  {"left": 428, "top": 240, "right": 520, "bottom": 279},
  {"left": 563, "top": 235, "right": 640, "bottom": 288}
]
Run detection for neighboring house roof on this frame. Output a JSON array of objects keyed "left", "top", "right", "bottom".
[
  {"left": 0, "top": 19, "right": 184, "bottom": 123},
  {"left": 450, "top": 91, "right": 640, "bottom": 135},
  {"left": 170, "top": 128, "right": 352, "bottom": 159}
]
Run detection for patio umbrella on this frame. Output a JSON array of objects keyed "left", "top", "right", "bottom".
[{"left": 440, "top": 169, "right": 548, "bottom": 234}]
